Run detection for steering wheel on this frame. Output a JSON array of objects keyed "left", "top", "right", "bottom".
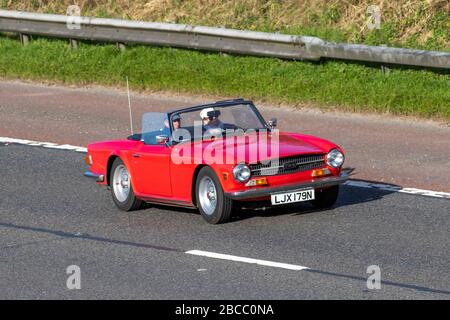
[
  {"left": 204, "top": 127, "right": 224, "bottom": 137},
  {"left": 222, "top": 123, "right": 244, "bottom": 131}
]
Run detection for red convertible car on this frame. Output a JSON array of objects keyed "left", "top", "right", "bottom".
[{"left": 84, "top": 99, "right": 348, "bottom": 224}]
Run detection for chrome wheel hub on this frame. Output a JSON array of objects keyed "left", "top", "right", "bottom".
[
  {"left": 199, "top": 176, "right": 217, "bottom": 215},
  {"left": 113, "top": 164, "right": 130, "bottom": 203}
]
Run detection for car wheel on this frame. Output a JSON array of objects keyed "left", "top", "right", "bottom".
[
  {"left": 110, "top": 158, "right": 143, "bottom": 211},
  {"left": 195, "top": 167, "right": 233, "bottom": 224},
  {"left": 311, "top": 185, "right": 339, "bottom": 209}
]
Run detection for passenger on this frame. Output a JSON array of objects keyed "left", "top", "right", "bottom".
[{"left": 200, "top": 108, "right": 224, "bottom": 131}]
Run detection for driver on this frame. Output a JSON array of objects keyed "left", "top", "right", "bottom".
[
  {"left": 172, "top": 114, "right": 181, "bottom": 130},
  {"left": 200, "top": 107, "right": 224, "bottom": 131},
  {"left": 161, "top": 114, "right": 181, "bottom": 136},
  {"left": 162, "top": 114, "right": 181, "bottom": 130}
]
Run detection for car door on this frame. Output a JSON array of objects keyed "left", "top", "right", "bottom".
[
  {"left": 131, "top": 142, "right": 172, "bottom": 197},
  {"left": 130, "top": 112, "right": 173, "bottom": 197}
]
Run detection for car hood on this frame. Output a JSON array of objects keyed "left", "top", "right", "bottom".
[{"left": 196, "top": 132, "right": 325, "bottom": 164}]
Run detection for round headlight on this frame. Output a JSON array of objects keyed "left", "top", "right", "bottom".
[
  {"left": 233, "top": 163, "right": 251, "bottom": 182},
  {"left": 326, "top": 149, "right": 344, "bottom": 168}
]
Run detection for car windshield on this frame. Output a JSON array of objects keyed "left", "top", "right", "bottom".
[{"left": 171, "top": 103, "right": 267, "bottom": 140}]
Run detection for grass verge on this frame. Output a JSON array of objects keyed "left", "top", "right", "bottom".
[{"left": 0, "top": 35, "right": 449, "bottom": 119}]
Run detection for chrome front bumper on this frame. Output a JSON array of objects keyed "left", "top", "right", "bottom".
[
  {"left": 225, "top": 171, "right": 349, "bottom": 201},
  {"left": 83, "top": 171, "right": 104, "bottom": 183}
]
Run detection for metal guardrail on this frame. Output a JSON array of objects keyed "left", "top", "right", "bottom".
[{"left": 1, "top": 10, "right": 449, "bottom": 69}]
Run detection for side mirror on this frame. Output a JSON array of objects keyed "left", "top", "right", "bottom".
[
  {"left": 127, "top": 133, "right": 142, "bottom": 141},
  {"left": 268, "top": 118, "right": 277, "bottom": 129},
  {"left": 156, "top": 135, "right": 169, "bottom": 145}
]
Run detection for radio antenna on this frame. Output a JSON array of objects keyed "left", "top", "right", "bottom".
[{"left": 126, "top": 76, "right": 134, "bottom": 135}]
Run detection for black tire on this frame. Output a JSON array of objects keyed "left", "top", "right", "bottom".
[
  {"left": 110, "top": 158, "right": 143, "bottom": 211},
  {"left": 311, "top": 185, "right": 340, "bottom": 209},
  {"left": 195, "top": 166, "right": 233, "bottom": 224}
]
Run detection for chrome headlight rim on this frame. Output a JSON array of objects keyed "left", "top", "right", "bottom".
[
  {"left": 233, "top": 163, "right": 251, "bottom": 183},
  {"left": 326, "top": 149, "right": 344, "bottom": 168}
]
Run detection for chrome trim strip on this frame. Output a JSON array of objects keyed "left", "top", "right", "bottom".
[{"left": 140, "top": 196, "right": 197, "bottom": 209}]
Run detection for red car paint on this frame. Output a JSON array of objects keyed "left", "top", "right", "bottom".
[{"left": 86, "top": 130, "right": 345, "bottom": 207}]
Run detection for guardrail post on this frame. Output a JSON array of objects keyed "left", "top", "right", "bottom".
[
  {"left": 19, "top": 33, "right": 30, "bottom": 46},
  {"left": 69, "top": 39, "right": 78, "bottom": 49},
  {"left": 381, "top": 65, "right": 390, "bottom": 75},
  {"left": 116, "top": 42, "right": 126, "bottom": 51}
]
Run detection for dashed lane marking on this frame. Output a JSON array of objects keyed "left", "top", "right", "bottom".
[{"left": 186, "top": 250, "right": 309, "bottom": 271}]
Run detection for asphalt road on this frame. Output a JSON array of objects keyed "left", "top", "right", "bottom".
[
  {"left": 1, "top": 80, "right": 450, "bottom": 192},
  {"left": 0, "top": 144, "right": 449, "bottom": 299}
]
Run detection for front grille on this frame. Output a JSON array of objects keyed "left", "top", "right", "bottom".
[{"left": 250, "top": 154, "right": 325, "bottom": 176}]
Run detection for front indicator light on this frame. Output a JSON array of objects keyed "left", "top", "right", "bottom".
[
  {"left": 85, "top": 155, "right": 93, "bottom": 165},
  {"left": 312, "top": 168, "right": 331, "bottom": 177},
  {"left": 245, "top": 177, "right": 268, "bottom": 187}
]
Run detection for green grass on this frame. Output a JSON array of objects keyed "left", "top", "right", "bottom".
[{"left": 1, "top": 35, "right": 449, "bottom": 119}]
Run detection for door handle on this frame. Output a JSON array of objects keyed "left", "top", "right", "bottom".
[{"left": 132, "top": 153, "right": 141, "bottom": 158}]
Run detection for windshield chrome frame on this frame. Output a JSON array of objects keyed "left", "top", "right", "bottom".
[{"left": 167, "top": 101, "right": 269, "bottom": 143}]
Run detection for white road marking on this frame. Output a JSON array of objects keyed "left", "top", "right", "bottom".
[
  {"left": 186, "top": 250, "right": 309, "bottom": 271},
  {"left": 399, "top": 188, "right": 450, "bottom": 199},
  {"left": 1, "top": 136, "right": 450, "bottom": 200},
  {"left": 344, "top": 180, "right": 450, "bottom": 199},
  {"left": 0, "top": 137, "right": 87, "bottom": 153}
]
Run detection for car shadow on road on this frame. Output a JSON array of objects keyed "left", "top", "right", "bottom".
[
  {"left": 135, "top": 179, "right": 401, "bottom": 223},
  {"left": 231, "top": 180, "right": 400, "bottom": 222}
]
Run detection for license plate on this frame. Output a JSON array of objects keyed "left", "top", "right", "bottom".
[{"left": 271, "top": 189, "right": 315, "bottom": 205}]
